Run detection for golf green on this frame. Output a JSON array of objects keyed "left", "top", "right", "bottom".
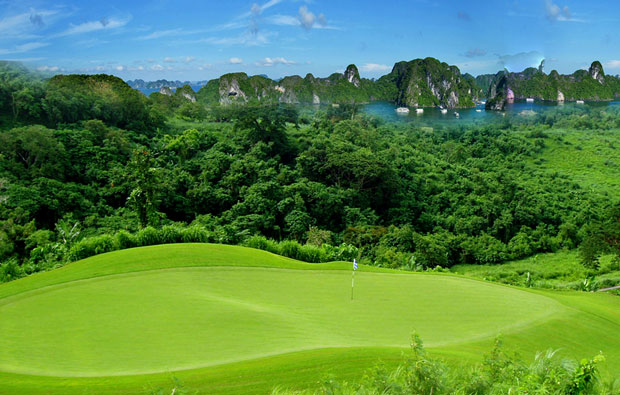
[
  {"left": 0, "top": 266, "right": 563, "bottom": 376},
  {"left": 0, "top": 244, "right": 619, "bottom": 394}
]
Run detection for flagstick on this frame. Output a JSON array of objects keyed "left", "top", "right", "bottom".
[{"left": 351, "top": 268, "right": 355, "bottom": 301}]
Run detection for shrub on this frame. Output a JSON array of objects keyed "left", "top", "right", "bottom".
[
  {"left": 115, "top": 230, "right": 137, "bottom": 250},
  {"left": 0, "top": 259, "right": 25, "bottom": 282},
  {"left": 279, "top": 240, "right": 303, "bottom": 261},
  {"left": 135, "top": 227, "right": 161, "bottom": 247},
  {"left": 180, "top": 226, "right": 213, "bottom": 243},
  {"left": 67, "top": 234, "right": 117, "bottom": 262},
  {"left": 244, "top": 236, "right": 281, "bottom": 255}
]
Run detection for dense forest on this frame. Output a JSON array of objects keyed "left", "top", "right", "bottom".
[{"left": 1, "top": 61, "right": 619, "bottom": 282}]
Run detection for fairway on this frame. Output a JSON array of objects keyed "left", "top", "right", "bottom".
[{"left": 1, "top": 244, "right": 619, "bottom": 393}]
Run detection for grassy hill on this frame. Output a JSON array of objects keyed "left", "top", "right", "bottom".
[
  {"left": 532, "top": 126, "right": 620, "bottom": 199},
  {"left": 0, "top": 244, "right": 619, "bottom": 393}
]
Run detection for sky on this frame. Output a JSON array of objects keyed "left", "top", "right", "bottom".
[{"left": 1, "top": 0, "right": 619, "bottom": 81}]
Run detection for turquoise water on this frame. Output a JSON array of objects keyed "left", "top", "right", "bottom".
[
  {"left": 137, "top": 84, "right": 204, "bottom": 96},
  {"left": 363, "top": 100, "right": 620, "bottom": 125}
]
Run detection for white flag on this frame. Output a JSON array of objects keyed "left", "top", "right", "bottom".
[{"left": 353, "top": 259, "right": 358, "bottom": 270}]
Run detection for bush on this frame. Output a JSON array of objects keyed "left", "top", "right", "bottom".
[
  {"left": 0, "top": 259, "right": 25, "bottom": 282},
  {"left": 67, "top": 234, "right": 117, "bottom": 262},
  {"left": 243, "top": 236, "right": 358, "bottom": 264},
  {"left": 273, "top": 335, "right": 610, "bottom": 394},
  {"left": 115, "top": 230, "right": 137, "bottom": 250}
]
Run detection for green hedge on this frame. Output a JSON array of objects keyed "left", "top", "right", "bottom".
[
  {"left": 66, "top": 229, "right": 359, "bottom": 265},
  {"left": 243, "top": 236, "right": 358, "bottom": 263},
  {"left": 67, "top": 226, "right": 216, "bottom": 262}
]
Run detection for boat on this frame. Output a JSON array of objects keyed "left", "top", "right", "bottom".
[
  {"left": 576, "top": 100, "right": 585, "bottom": 104},
  {"left": 480, "top": 101, "right": 486, "bottom": 105},
  {"left": 526, "top": 98, "right": 534, "bottom": 103},
  {"left": 476, "top": 109, "right": 482, "bottom": 113},
  {"left": 396, "top": 107, "right": 410, "bottom": 114},
  {"left": 454, "top": 112, "right": 460, "bottom": 118},
  {"left": 416, "top": 108, "right": 424, "bottom": 114},
  {"left": 440, "top": 109, "right": 448, "bottom": 114}
]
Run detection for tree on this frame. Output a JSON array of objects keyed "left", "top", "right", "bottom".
[
  {"left": 127, "top": 148, "right": 160, "bottom": 228},
  {"left": 580, "top": 202, "right": 620, "bottom": 269}
]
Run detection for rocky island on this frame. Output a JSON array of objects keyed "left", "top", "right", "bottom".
[{"left": 485, "top": 61, "right": 620, "bottom": 111}]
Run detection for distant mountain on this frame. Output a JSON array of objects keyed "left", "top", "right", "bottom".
[
  {"left": 195, "top": 58, "right": 481, "bottom": 109},
  {"left": 485, "top": 61, "right": 620, "bottom": 110},
  {"left": 126, "top": 79, "right": 208, "bottom": 90},
  {"left": 374, "top": 58, "right": 481, "bottom": 108}
]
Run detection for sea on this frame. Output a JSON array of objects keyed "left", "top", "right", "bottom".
[
  {"left": 137, "top": 85, "right": 205, "bottom": 96},
  {"left": 363, "top": 100, "right": 620, "bottom": 126}
]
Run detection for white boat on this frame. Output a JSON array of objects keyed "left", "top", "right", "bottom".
[
  {"left": 480, "top": 101, "right": 486, "bottom": 105},
  {"left": 440, "top": 109, "right": 448, "bottom": 114},
  {"left": 416, "top": 108, "right": 424, "bottom": 114},
  {"left": 526, "top": 98, "right": 534, "bottom": 103},
  {"left": 476, "top": 109, "right": 482, "bottom": 112},
  {"left": 576, "top": 100, "right": 585, "bottom": 104},
  {"left": 454, "top": 112, "right": 460, "bottom": 118},
  {"left": 396, "top": 107, "right": 410, "bottom": 114}
]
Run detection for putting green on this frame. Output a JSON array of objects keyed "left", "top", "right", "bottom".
[
  {"left": 0, "top": 244, "right": 619, "bottom": 394},
  {"left": 0, "top": 266, "right": 563, "bottom": 376}
]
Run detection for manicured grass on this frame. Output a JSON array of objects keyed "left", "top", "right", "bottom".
[{"left": 1, "top": 244, "right": 619, "bottom": 394}]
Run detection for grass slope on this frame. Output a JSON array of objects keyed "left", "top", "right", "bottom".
[
  {"left": 534, "top": 127, "right": 620, "bottom": 198},
  {"left": 1, "top": 244, "right": 619, "bottom": 394}
]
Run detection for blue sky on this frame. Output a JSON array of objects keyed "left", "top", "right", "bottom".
[{"left": 1, "top": 0, "right": 619, "bottom": 81}]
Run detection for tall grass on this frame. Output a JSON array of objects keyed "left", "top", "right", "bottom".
[{"left": 271, "top": 334, "right": 613, "bottom": 394}]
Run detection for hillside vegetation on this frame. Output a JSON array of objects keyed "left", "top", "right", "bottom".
[{"left": 1, "top": 60, "right": 620, "bottom": 285}]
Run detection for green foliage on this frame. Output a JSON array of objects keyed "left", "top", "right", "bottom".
[
  {"left": 276, "top": 335, "right": 612, "bottom": 394},
  {"left": 127, "top": 148, "right": 160, "bottom": 228},
  {"left": 43, "top": 74, "right": 161, "bottom": 131},
  {"left": 381, "top": 57, "right": 479, "bottom": 107},
  {"left": 195, "top": 58, "right": 478, "bottom": 108},
  {"left": 580, "top": 202, "right": 620, "bottom": 270},
  {"left": 66, "top": 225, "right": 217, "bottom": 262},
  {"left": 1, "top": 78, "right": 619, "bottom": 287},
  {"left": 243, "top": 235, "right": 358, "bottom": 263},
  {"left": 486, "top": 61, "right": 620, "bottom": 103}
]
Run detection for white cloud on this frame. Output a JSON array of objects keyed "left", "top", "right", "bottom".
[
  {"left": 267, "top": 13, "right": 338, "bottom": 30},
  {"left": 268, "top": 14, "right": 299, "bottom": 26},
  {"left": 497, "top": 51, "right": 545, "bottom": 71},
  {"left": 297, "top": 6, "right": 328, "bottom": 30},
  {"left": 359, "top": 63, "right": 391, "bottom": 73},
  {"left": 56, "top": 16, "right": 131, "bottom": 37},
  {"left": 0, "top": 10, "right": 57, "bottom": 38},
  {"left": 151, "top": 64, "right": 164, "bottom": 71},
  {"left": 136, "top": 28, "right": 206, "bottom": 40},
  {"left": 115, "top": 65, "right": 125, "bottom": 71},
  {"left": 137, "top": 29, "right": 182, "bottom": 40},
  {"left": 183, "top": 56, "right": 196, "bottom": 63},
  {"left": 256, "top": 57, "right": 296, "bottom": 66},
  {"left": 229, "top": 57, "right": 243, "bottom": 64},
  {"left": 0, "top": 41, "right": 49, "bottom": 55},
  {"left": 163, "top": 56, "right": 177, "bottom": 63},
  {"left": 202, "top": 31, "right": 273, "bottom": 46},
  {"left": 36, "top": 65, "right": 59, "bottom": 72},
  {"left": 544, "top": 1, "right": 585, "bottom": 22},
  {"left": 16, "top": 41, "right": 48, "bottom": 51},
  {"left": 605, "top": 60, "right": 620, "bottom": 69},
  {"left": 240, "top": 0, "right": 284, "bottom": 18},
  {"left": 298, "top": 6, "right": 315, "bottom": 30}
]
